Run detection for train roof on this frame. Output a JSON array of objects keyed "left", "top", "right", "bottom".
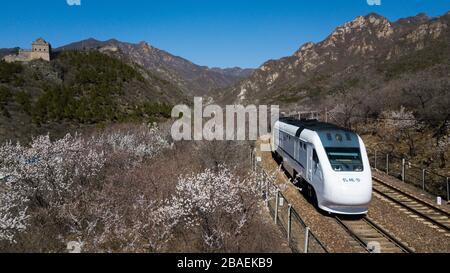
[
  {"left": 278, "top": 117, "right": 353, "bottom": 133},
  {"left": 278, "top": 118, "right": 360, "bottom": 148}
]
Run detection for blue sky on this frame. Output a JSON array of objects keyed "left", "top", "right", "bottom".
[{"left": 2, "top": 0, "right": 449, "bottom": 68}]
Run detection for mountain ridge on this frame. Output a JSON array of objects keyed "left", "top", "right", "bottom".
[
  {"left": 56, "top": 38, "right": 254, "bottom": 97},
  {"left": 0, "top": 50, "right": 186, "bottom": 141},
  {"left": 220, "top": 11, "right": 449, "bottom": 105}
]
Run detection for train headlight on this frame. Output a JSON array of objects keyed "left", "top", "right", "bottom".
[
  {"left": 353, "top": 165, "right": 363, "bottom": 172},
  {"left": 332, "top": 165, "right": 342, "bottom": 171}
]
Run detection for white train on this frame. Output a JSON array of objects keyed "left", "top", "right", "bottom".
[{"left": 272, "top": 118, "right": 372, "bottom": 215}]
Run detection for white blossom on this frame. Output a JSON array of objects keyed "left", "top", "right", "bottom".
[
  {"left": 0, "top": 134, "right": 106, "bottom": 206},
  {"left": 94, "top": 124, "right": 170, "bottom": 163},
  {"left": 383, "top": 106, "right": 419, "bottom": 130},
  {"left": 0, "top": 181, "right": 29, "bottom": 243},
  {"left": 0, "top": 133, "right": 105, "bottom": 242},
  {"left": 165, "top": 166, "right": 261, "bottom": 251}
]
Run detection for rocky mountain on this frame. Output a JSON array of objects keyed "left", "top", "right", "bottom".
[
  {"left": 222, "top": 11, "right": 450, "bottom": 106},
  {"left": 209, "top": 67, "right": 254, "bottom": 78},
  {"left": 56, "top": 39, "right": 253, "bottom": 96}
]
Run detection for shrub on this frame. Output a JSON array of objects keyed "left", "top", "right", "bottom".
[
  {"left": 167, "top": 166, "right": 261, "bottom": 252},
  {"left": 0, "top": 86, "right": 12, "bottom": 117},
  {"left": 14, "top": 91, "right": 32, "bottom": 115},
  {"left": 0, "top": 61, "right": 23, "bottom": 83},
  {"left": 0, "top": 124, "right": 286, "bottom": 253}
]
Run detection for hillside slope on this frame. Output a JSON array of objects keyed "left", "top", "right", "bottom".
[
  {"left": 222, "top": 11, "right": 450, "bottom": 113},
  {"left": 0, "top": 50, "right": 186, "bottom": 141},
  {"left": 57, "top": 39, "right": 254, "bottom": 96}
]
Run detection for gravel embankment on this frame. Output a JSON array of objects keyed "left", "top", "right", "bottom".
[
  {"left": 373, "top": 170, "right": 450, "bottom": 213},
  {"left": 257, "top": 139, "right": 450, "bottom": 253},
  {"left": 368, "top": 195, "right": 450, "bottom": 253},
  {"left": 259, "top": 208, "right": 293, "bottom": 253},
  {"left": 369, "top": 170, "right": 450, "bottom": 253}
]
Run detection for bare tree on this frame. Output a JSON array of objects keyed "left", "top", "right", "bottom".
[
  {"left": 382, "top": 107, "right": 421, "bottom": 157},
  {"left": 436, "top": 135, "right": 450, "bottom": 168}
]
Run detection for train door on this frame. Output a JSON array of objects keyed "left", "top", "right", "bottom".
[
  {"left": 306, "top": 144, "right": 313, "bottom": 182},
  {"left": 307, "top": 146, "right": 324, "bottom": 191},
  {"left": 311, "top": 149, "right": 323, "bottom": 186}
]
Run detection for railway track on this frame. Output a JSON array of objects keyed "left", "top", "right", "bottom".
[
  {"left": 372, "top": 177, "right": 450, "bottom": 234},
  {"left": 335, "top": 216, "right": 413, "bottom": 253}
]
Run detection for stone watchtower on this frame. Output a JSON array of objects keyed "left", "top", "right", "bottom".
[
  {"left": 2, "top": 38, "right": 52, "bottom": 63},
  {"left": 31, "top": 38, "right": 51, "bottom": 61}
]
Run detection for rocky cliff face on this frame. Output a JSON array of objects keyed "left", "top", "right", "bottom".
[
  {"left": 223, "top": 12, "right": 449, "bottom": 105},
  {"left": 57, "top": 39, "right": 253, "bottom": 97}
]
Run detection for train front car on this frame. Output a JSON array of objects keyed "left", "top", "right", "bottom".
[
  {"left": 313, "top": 128, "right": 372, "bottom": 215},
  {"left": 272, "top": 118, "right": 372, "bottom": 215}
]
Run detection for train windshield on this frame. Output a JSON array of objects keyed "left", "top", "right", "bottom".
[{"left": 325, "top": 147, "right": 363, "bottom": 172}]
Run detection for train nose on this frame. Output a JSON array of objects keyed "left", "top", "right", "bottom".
[{"left": 327, "top": 175, "right": 372, "bottom": 205}]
